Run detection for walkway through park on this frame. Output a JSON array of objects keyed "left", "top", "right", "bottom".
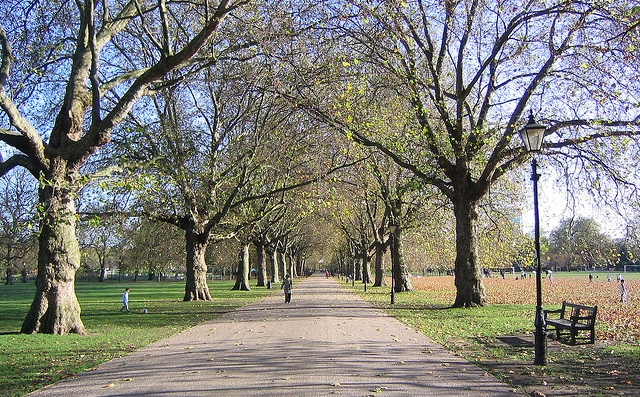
[{"left": 27, "top": 275, "right": 521, "bottom": 397}]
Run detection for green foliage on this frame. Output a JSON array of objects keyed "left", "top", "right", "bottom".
[
  {"left": 0, "top": 281, "right": 276, "bottom": 397},
  {"left": 548, "top": 217, "right": 619, "bottom": 270}
]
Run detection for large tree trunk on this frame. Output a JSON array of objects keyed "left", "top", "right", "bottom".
[
  {"left": 452, "top": 199, "right": 487, "bottom": 307},
  {"left": 392, "top": 229, "right": 413, "bottom": 292},
  {"left": 373, "top": 242, "right": 386, "bottom": 287},
  {"left": 98, "top": 253, "right": 106, "bottom": 282},
  {"left": 279, "top": 250, "right": 287, "bottom": 278},
  {"left": 99, "top": 265, "right": 106, "bottom": 282},
  {"left": 361, "top": 254, "right": 372, "bottom": 284},
  {"left": 289, "top": 253, "right": 296, "bottom": 277},
  {"left": 232, "top": 243, "right": 251, "bottom": 291},
  {"left": 296, "top": 256, "right": 304, "bottom": 277},
  {"left": 5, "top": 243, "right": 14, "bottom": 285},
  {"left": 21, "top": 183, "right": 86, "bottom": 335},
  {"left": 269, "top": 247, "right": 280, "bottom": 283},
  {"left": 255, "top": 241, "right": 267, "bottom": 287},
  {"left": 5, "top": 265, "right": 13, "bottom": 285},
  {"left": 184, "top": 230, "right": 211, "bottom": 301}
]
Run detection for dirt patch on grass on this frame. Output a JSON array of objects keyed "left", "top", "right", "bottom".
[{"left": 458, "top": 335, "right": 640, "bottom": 396}]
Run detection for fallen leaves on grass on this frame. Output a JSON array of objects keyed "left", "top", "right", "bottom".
[{"left": 410, "top": 276, "right": 639, "bottom": 341}]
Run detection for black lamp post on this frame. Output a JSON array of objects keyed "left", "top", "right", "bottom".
[
  {"left": 364, "top": 256, "right": 368, "bottom": 292},
  {"left": 519, "top": 110, "right": 547, "bottom": 366},
  {"left": 389, "top": 224, "right": 396, "bottom": 304}
]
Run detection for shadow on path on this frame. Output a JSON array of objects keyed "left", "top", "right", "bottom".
[{"left": 27, "top": 274, "right": 522, "bottom": 397}]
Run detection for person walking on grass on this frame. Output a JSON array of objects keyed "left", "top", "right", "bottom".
[
  {"left": 281, "top": 274, "right": 293, "bottom": 303},
  {"left": 620, "top": 279, "right": 627, "bottom": 303},
  {"left": 121, "top": 288, "right": 131, "bottom": 313}
]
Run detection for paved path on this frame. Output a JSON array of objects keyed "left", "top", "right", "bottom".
[{"left": 28, "top": 275, "right": 521, "bottom": 396}]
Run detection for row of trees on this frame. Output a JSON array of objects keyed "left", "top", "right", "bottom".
[
  {"left": 4, "top": 175, "right": 636, "bottom": 285},
  {"left": 1, "top": 0, "right": 639, "bottom": 334}
]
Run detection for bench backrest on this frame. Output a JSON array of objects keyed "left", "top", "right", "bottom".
[{"left": 562, "top": 301, "right": 597, "bottom": 325}]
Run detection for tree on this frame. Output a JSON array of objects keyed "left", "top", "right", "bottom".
[
  {"left": 111, "top": 67, "right": 349, "bottom": 299},
  {"left": 0, "top": 169, "right": 38, "bottom": 284},
  {"left": 118, "top": 219, "right": 184, "bottom": 281},
  {"left": 284, "top": 0, "right": 640, "bottom": 306},
  {"left": 548, "top": 217, "right": 618, "bottom": 271},
  {"left": 232, "top": 239, "right": 252, "bottom": 291},
  {"left": 77, "top": 216, "right": 122, "bottom": 281},
  {"left": 0, "top": 0, "right": 247, "bottom": 334}
]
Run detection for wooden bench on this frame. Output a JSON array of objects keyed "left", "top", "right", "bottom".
[{"left": 544, "top": 301, "right": 597, "bottom": 345}]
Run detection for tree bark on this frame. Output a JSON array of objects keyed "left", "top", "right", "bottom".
[
  {"left": 269, "top": 247, "right": 280, "bottom": 283},
  {"left": 184, "top": 230, "right": 211, "bottom": 301},
  {"left": 5, "top": 243, "right": 14, "bottom": 285},
  {"left": 373, "top": 242, "right": 386, "bottom": 287},
  {"left": 255, "top": 240, "right": 267, "bottom": 287},
  {"left": 392, "top": 229, "right": 413, "bottom": 292},
  {"left": 354, "top": 258, "right": 361, "bottom": 280},
  {"left": 361, "top": 254, "right": 372, "bottom": 284},
  {"left": 232, "top": 243, "right": 251, "bottom": 291},
  {"left": 279, "top": 250, "right": 287, "bottom": 278},
  {"left": 289, "top": 253, "right": 296, "bottom": 277},
  {"left": 452, "top": 199, "right": 487, "bottom": 307},
  {"left": 99, "top": 265, "right": 106, "bottom": 282},
  {"left": 5, "top": 265, "right": 12, "bottom": 285},
  {"left": 296, "top": 256, "right": 304, "bottom": 277},
  {"left": 98, "top": 249, "right": 106, "bottom": 282},
  {"left": 21, "top": 182, "right": 86, "bottom": 335}
]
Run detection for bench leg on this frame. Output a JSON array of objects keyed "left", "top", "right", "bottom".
[{"left": 570, "top": 329, "right": 577, "bottom": 345}]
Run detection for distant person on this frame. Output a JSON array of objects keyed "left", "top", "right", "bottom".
[
  {"left": 281, "top": 274, "right": 293, "bottom": 303},
  {"left": 607, "top": 274, "right": 612, "bottom": 282},
  {"left": 121, "top": 288, "right": 131, "bottom": 313},
  {"left": 589, "top": 273, "right": 593, "bottom": 282},
  {"left": 619, "top": 279, "right": 627, "bottom": 303}
]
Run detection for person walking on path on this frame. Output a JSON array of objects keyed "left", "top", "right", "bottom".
[
  {"left": 121, "top": 288, "right": 131, "bottom": 312},
  {"left": 620, "top": 279, "right": 628, "bottom": 303},
  {"left": 281, "top": 274, "right": 292, "bottom": 303}
]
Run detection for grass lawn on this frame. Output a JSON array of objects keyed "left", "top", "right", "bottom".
[
  {"left": 348, "top": 272, "right": 640, "bottom": 396},
  {"left": 2, "top": 272, "right": 638, "bottom": 397},
  {"left": 0, "top": 280, "right": 276, "bottom": 397}
]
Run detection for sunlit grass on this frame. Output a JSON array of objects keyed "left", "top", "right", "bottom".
[
  {"left": 0, "top": 280, "right": 276, "bottom": 397},
  {"left": 346, "top": 273, "right": 640, "bottom": 395}
]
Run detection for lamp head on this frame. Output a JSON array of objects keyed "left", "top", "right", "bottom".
[{"left": 519, "top": 111, "right": 546, "bottom": 152}]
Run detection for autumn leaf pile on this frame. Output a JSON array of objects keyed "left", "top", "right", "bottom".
[{"left": 410, "top": 275, "right": 639, "bottom": 342}]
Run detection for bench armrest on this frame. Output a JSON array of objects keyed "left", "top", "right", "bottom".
[{"left": 543, "top": 309, "right": 562, "bottom": 318}]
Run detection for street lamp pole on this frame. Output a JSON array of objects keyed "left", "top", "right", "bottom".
[
  {"left": 389, "top": 224, "right": 396, "bottom": 304},
  {"left": 364, "top": 258, "right": 368, "bottom": 292},
  {"left": 519, "top": 110, "right": 548, "bottom": 366},
  {"left": 531, "top": 158, "right": 547, "bottom": 366}
]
